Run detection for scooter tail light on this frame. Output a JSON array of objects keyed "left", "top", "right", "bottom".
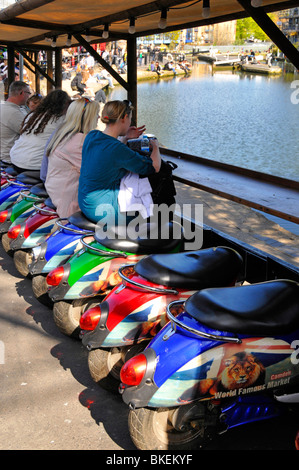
[
  {"left": 7, "top": 224, "right": 21, "bottom": 239},
  {"left": 120, "top": 353, "right": 147, "bottom": 386},
  {"left": 80, "top": 306, "right": 101, "bottom": 331},
  {"left": 46, "top": 266, "right": 65, "bottom": 286},
  {"left": 0, "top": 210, "right": 8, "bottom": 223}
]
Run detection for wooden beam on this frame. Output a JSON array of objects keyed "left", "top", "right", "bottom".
[
  {"left": 73, "top": 33, "right": 128, "bottom": 90},
  {"left": 0, "top": 0, "right": 55, "bottom": 21},
  {"left": 238, "top": 0, "right": 299, "bottom": 69},
  {"left": 127, "top": 37, "right": 138, "bottom": 126},
  {"left": 14, "top": 47, "right": 56, "bottom": 86}
]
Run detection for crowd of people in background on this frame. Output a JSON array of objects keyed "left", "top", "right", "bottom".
[
  {"left": 0, "top": 41, "right": 187, "bottom": 229},
  {"left": 0, "top": 75, "right": 161, "bottom": 231}
]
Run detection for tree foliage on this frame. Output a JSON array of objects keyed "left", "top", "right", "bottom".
[{"left": 236, "top": 14, "right": 277, "bottom": 42}]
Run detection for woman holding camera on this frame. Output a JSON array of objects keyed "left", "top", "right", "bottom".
[{"left": 78, "top": 99, "right": 161, "bottom": 227}]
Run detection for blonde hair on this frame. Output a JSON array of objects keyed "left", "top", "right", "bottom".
[
  {"left": 46, "top": 98, "right": 99, "bottom": 156},
  {"left": 101, "top": 100, "right": 133, "bottom": 124}
]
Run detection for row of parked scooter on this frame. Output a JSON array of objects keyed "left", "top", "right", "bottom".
[{"left": 1, "top": 162, "right": 299, "bottom": 450}]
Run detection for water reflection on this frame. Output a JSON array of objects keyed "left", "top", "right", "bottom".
[{"left": 110, "top": 62, "right": 299, "bottom": 182}]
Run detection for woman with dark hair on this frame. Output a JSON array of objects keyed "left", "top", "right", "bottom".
[{"left": 10, "top": 89, "right": 70, "bottom": 171}]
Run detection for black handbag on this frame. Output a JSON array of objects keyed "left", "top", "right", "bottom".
[{"left": 147, "top": 160, "right": 177, "bottom": 206}]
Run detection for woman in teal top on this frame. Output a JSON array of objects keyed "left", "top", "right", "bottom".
[{"left": 78, "top": 100, "right": 161, "bottom": 227}]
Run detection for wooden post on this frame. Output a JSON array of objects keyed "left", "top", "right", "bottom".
[
  {"left": 127, "top": 37, "right": 137, "bottom": 126},
  {"left": 34, "top": 51, "right": 41, "bottom": 93},
  {"left": 54, "top": 48, "right": 62, "bottom": 89},
  {"left": 46, "top": 50, "right": 54, "bottom": 94},
  {"left": 7, "top": 46, "right": 15, "bottom": 88}
]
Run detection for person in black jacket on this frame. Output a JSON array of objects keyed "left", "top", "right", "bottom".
[{"left": 71, "top": 70, "right": 86, "bottom": 95}]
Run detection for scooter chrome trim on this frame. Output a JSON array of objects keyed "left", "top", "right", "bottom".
[
  {"left": 274, "top": 392, "right": 299, "bottom": 403},
  {"left": 80, "top": 235, "right": 128, "bottom": 258},
  {"left": 165, "top": 300, "right": 242, "bottom": 344},
  {"left": 8, "top": 180, "right": 28, "bottom": 187},
  {"left": 32, "top": 203, "right": 57, "bottom": 215},
  {"left": 118, "top": 265, "right": 179, "bottom": 295},
  {"left": 19, "top": 190, "right": 44, "bottom": 202},
  {"left": 55, "top": 218, "right": 94, "bottom": 235}
]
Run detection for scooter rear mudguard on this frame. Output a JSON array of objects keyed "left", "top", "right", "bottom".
[
  {"left": 81, "top": 245, "right": 244, "bottom": 350},
  {"left": 29, "top": 211, "right": 97, "bottom": 275},
  {"left": 2, "top": 205, "right": 36, "bottom": 234},
  {"left": 121, "top": 280, "right": 299, "bottom": 410},
  {"left": 47, "top": 222, "right": 184, "bottom": 302},
  {"left": 81, "top": 272, "right": 193, "bottom": 350},
  {"left": 0, "top": 171, "right": 41, "bottom": 209},
  {"left": 8, "top": 201, "right": 58, "bottom": 251},
  {"left": 47, "top": 244, "right": 144, "bottom": 301},
  {"left": 29, "top": 225, "right": 94, "bottom": 275},
  {"left": 0, "top": 189, "right": 45, "bottom": 233},
  {"left": 0, "top": 184, "right": 25, "bottom": 210}
]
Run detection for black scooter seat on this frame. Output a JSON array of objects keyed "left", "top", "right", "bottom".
[
  {"left": 68, "top": 211, "right": 97, "bottom": 231},
  {"left": 29, "top": 183, "right": 48, "bottom": 198},
  {"left": 95, "top": 222, "right": 183, "bottom": 254},
  {"left": 17, "top": 171, "right": 42, "bottom": 185},
  {"left": 185, "top": 279, "right": 299, "bottom": 335},
  {"left": 135, "top": 247, "right": 243, "bottom": 288},
  {"left": 2, "top": 166, "right": 18, "bottom": 176},
  {"left": 43, "top": 197, "right": 57, "bottom": 210}
]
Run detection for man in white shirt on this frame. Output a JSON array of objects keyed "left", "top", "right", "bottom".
[
  {"left": 0, "top": 80, "right": 30, "bottom": 163},
  {"left": 85, "top": 53, "right": 95, "bottom": 69}
]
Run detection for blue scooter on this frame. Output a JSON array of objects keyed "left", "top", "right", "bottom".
[
  {"left": 120, "top": 279, "right": 299, "bottom": 450},
  {"left": 0, "top": 168, "right": 42, "bottom": 211},
  {"left": 29, "top": 211, "right": 97, "bottom": 304}
]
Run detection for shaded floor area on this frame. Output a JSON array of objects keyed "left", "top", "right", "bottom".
[
  {"left": 0, "top": 182, "right": 298, "bottom": 451},
  {"left": 175, "top": 182, "right": 299, "bottom": 269}
]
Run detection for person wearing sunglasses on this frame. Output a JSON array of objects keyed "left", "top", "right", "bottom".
[{"left": 78, "top": 99, "right": 161, "bottom": 227}]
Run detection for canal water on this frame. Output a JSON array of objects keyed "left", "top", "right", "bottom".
[
  {"left": 109, "top": 61, "right": 299, "bottom": 235},
  {"left": 109, "top": 61, "right": 299, "bottom": 183}
]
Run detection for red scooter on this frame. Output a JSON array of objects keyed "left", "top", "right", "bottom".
[{"left": 79, "top": 246, "right": 243, "bottom": 392}]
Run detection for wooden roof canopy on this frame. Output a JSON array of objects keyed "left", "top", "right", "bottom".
[
  {"left": 2, "top": 0, "right": 299, "bottom": 123},
  {"left": 1, "top": 0, "right": 299, "bottom": 229},
  {"left": 1, "top": 0, "right": 299, "bottom": 49}
]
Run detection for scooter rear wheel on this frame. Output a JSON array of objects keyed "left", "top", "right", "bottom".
[
  {"left": 1, "top": 233, "right": 13, "bottom": 256},
  {"left": 88, "top": 343, "right": 147, "bottom": 393},
  {"left": 53, "top": 298, "right": 101, "bottom": 339},
  {"left": 128, "top": 406, "right": 211, "bottom": 450},
  {"left": 88, "top": 347, "right": 125, "bottom": 394},
  {"left": 32, "top": 274, "right": 53, "bottom": 307},
  {"left": 14, "top": 249, "right": 33, "bottom": 277}
]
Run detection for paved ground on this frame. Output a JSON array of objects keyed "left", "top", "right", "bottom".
[
  {"left": 0, "top": 243, "right": 134, "bottom": 451},
  {"left": 0, "top": 186, "right": 298, "bottom": 451}
]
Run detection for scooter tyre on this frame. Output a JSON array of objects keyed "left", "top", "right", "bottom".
[
  {"left": 1, "top": 233, "right": 13, "bottom": 257},
  {"left": 14, "top": 250, "right": 33, "bottom": 277},
  {"left": 128, "top": 407, "right": 209, "bottom": 451},
  {"left": 88, "top": 347, "right": 124, "bottom": 394},
  {"left": 32, "top": 274, "right": 53, "bottom": 307},
  {"left": 53, "top": 298, "right": 100, "bottom": 339}
]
